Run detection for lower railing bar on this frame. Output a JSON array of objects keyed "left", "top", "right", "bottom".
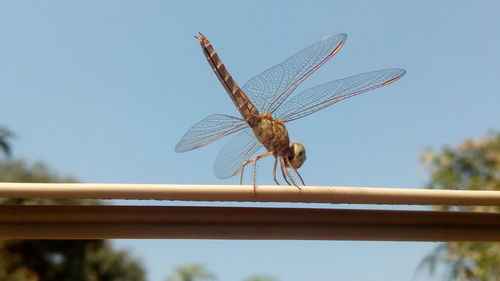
[{"left": 1, "top": 205, "right": 499, "bottom": 241}]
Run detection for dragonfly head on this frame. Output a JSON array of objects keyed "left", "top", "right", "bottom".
[{"left": 288, "top": 142, "right": 306, "bottom": 169}]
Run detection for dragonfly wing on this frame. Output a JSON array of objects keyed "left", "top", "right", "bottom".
[
  {"left": 214, "top": 128, "right": 264, "bottom": 179},
  {"left": 275, "top": 69, "right": 406, "bottom": 122},
  {"left": 242, "top": 33, "right": 347, "bottom": 114},
  {"left": 175, "top": 114, "right": 248, "bottom": 152}
]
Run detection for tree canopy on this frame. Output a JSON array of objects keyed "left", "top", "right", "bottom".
[
  {"left": 166, "top": 264, "right": 215, "bottom": 281},
  {"left": 0, "top": 159, "right": 146, "bottom": 281},
  {"left": 419, "top": 132, "right": 500, "bottom": 281}
]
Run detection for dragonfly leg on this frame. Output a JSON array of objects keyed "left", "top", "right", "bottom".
[
  {"left": 235, "top": 162, "right": 248, "bottom": 185},
  {"left": 279, "top": 156, "right": 291, "bottom": 186},
  {"left": 272, "top": 156, "right": 280, "bottom": 185},
  {"left": 252, "top": 159, "right": 257, "bottom": 193},
  {"left": 294, "top": 169, "right": 306, "bottom": 186},
  {"left": 285, "top": 157, "right": 306, "bottom": 186},
  {"left": 239, "top": 165, "right": 244, "bottom": 185},
  {"left": 235, "top": 158, "right": 254, "bottom": 185},
  {"left": 235, "top": 152, "right": 274, "bottom": 190},
  {"left": 281, "top": 156, "right": 302, "bottom": 191},
  {"left": 251, "top": 151, "right": 274, "bottom": 192}
]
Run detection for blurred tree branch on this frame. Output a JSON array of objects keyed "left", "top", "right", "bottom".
[{"left": 0, "top": 126, "right": 15, "bottom": 158}]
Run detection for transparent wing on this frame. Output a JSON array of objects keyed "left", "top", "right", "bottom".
[
  {"left": 275, "top": 69, "right": 406, "bottom": 122},
  {"left": 242, "top": 33, "right": 347, "bottom": 114},
  {"left": 214, "top": 128, "right": 264, "bottom": 179},
  {"left": 175, "top": 114, "right": 248, "bottom": 152}
]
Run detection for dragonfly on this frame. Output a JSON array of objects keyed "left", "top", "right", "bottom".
[{"left": 176, "top": 33, "right": 406, "bottom": 190}]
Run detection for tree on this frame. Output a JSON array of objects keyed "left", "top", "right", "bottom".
[
  {"left": 0, "top": 159, "right": 146, "bottom": 281},
  {"left": 242, "top": 274, "right": 279, "bottom": 281},
  {"left": 419, "top": 132, "right": 500, "bottom": 281},
  {"left": 0, "top": 126, "right": 14, "bottom": 158},
  {"left": 165, "top": 264, "right": 279, "bottom": 281},
  {"left": 166, "top": 264, "right": 215, "bottom": 281}
]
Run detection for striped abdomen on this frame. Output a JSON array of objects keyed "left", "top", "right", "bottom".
[{"left": 196, "top": 33, "right": 260, "bottom": 125}]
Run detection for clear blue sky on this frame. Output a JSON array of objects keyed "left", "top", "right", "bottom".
[{"left": 1, "top": 0, "right": 499, "bottom": 281}]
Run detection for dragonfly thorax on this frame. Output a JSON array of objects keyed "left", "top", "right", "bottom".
[
  {"left": 252, "top": 114, "right": 291, "bottom": 155},
  {"left": 251, "top": 114, "right": 307, "bottom": 169}
]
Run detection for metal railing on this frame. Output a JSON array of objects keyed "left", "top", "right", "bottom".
[{"left": 1, "top": 183, "right": 499, "bottom": 241}]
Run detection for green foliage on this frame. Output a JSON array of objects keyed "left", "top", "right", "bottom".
[
  {"left": 166, "top": 264, "right": 215, "bottom": 281},
  {"left": 0, "top": 159, "right": 146, "bottom": 281},
  {"left": 419, "top": 132, "right": 500, "bottom": 281},
  {"left": 0, "top": 240, "right": 145, "bottom": 281},
  {"left": 0, "top": 159, "right": 95, "bottom": 205},
  {"left": 242, "top": 274, "right": 279, "bottom": 281},
  {"left": 165, "top": 265, "right": 278, "bottom": 281}
]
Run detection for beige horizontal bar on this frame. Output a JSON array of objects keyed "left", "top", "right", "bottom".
[
  {"left": 1, "top": 205, "right": 499, "bottom": 240},
  {"left": 1, "top": 182, "right": 500, "bottom": 205}
]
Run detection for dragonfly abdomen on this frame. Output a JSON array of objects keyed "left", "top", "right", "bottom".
[{"left": 196, "top": 33, "right": 260, "bottom": 125}]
